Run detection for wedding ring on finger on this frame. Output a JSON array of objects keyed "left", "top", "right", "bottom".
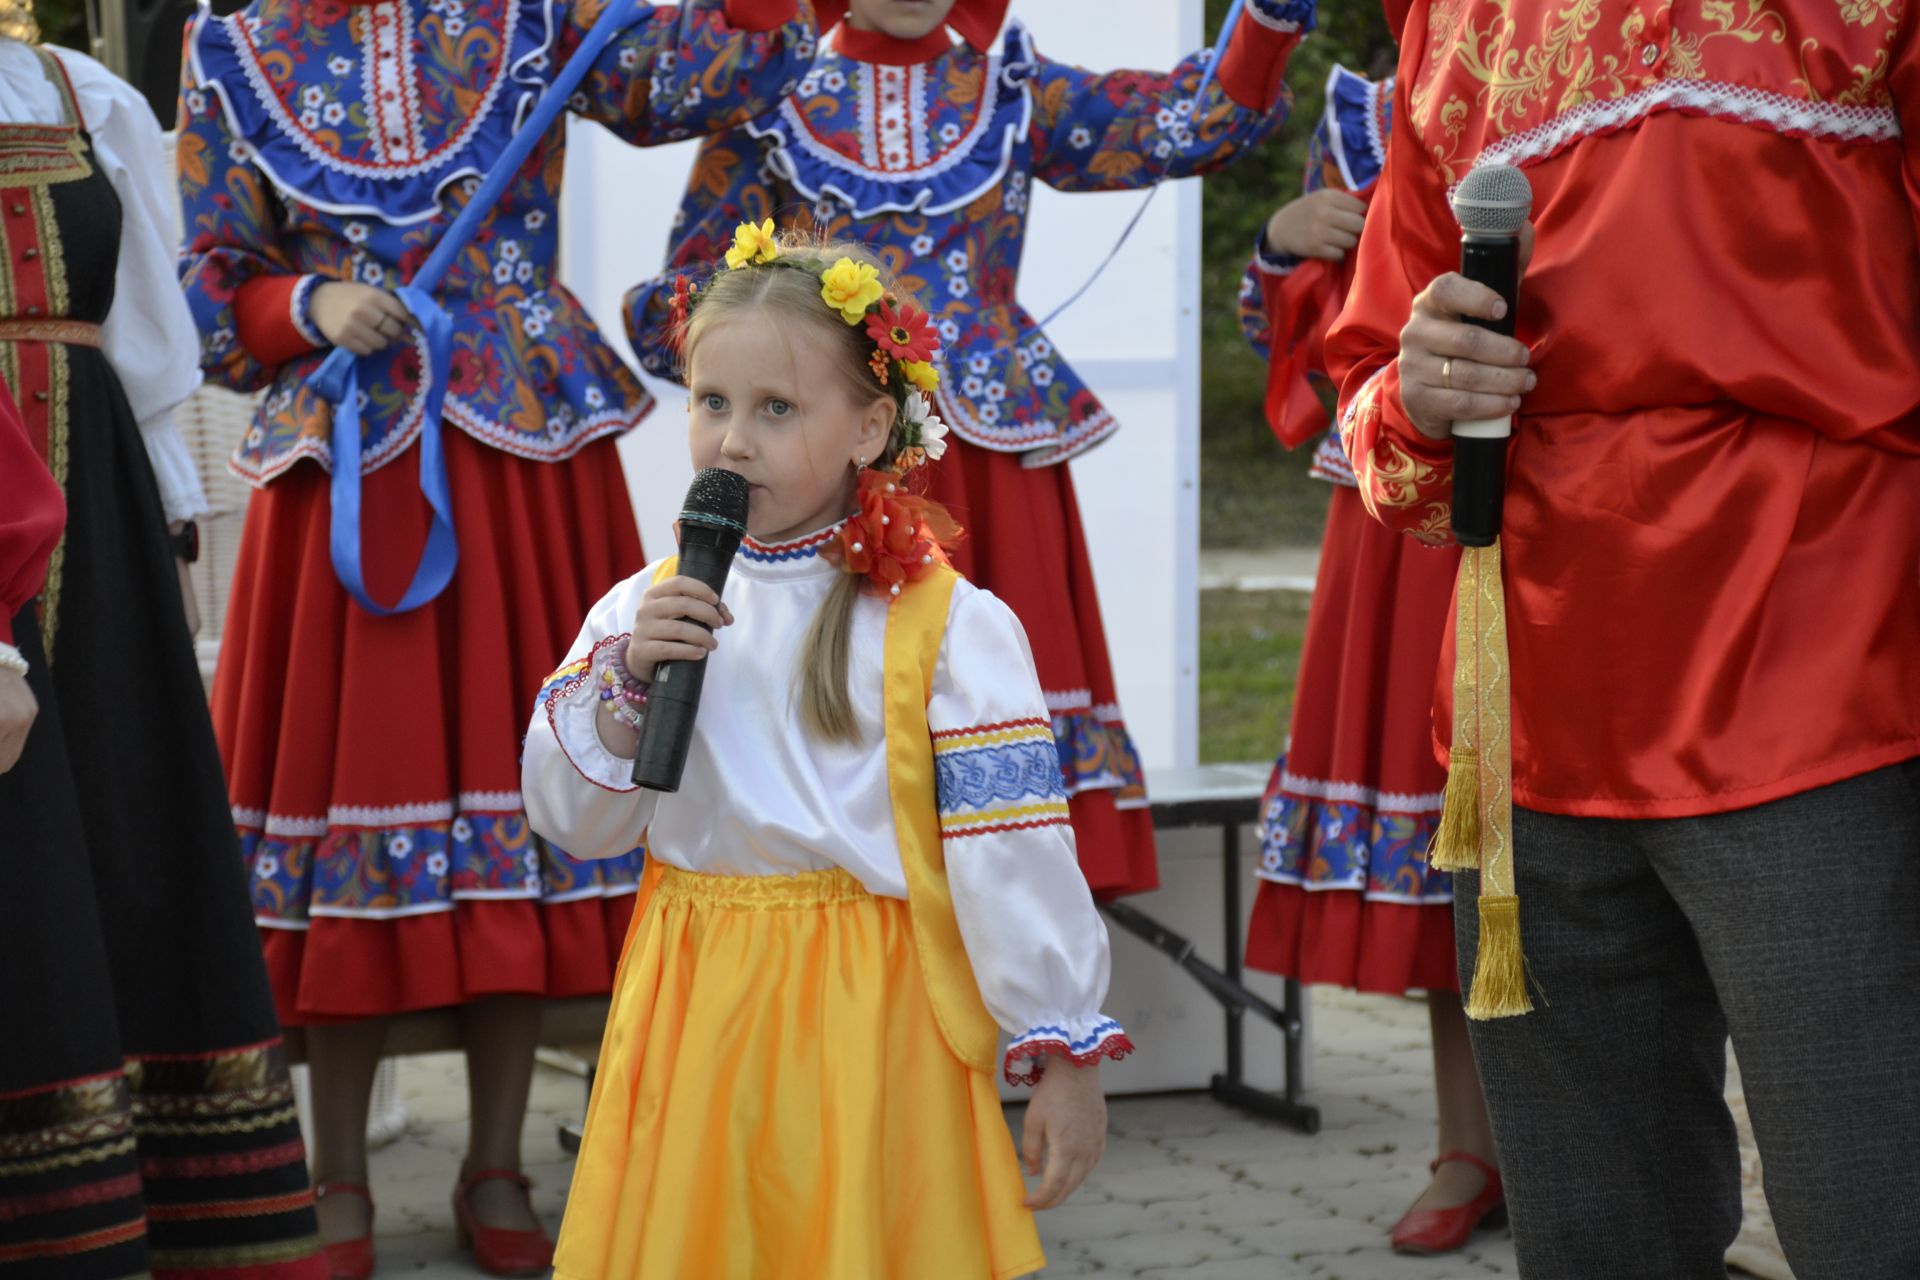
[{"left": 1441, "top": 358, "right": 1454, "bottom": 391}]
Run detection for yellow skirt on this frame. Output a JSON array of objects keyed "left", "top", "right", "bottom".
[{"left": 553, "top": 865, "right": 1045, "bottom": 1280}]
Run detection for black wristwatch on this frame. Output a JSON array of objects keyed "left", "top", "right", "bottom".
[{"left": 172, "top": 520, "right": 201, "bottom": 565}]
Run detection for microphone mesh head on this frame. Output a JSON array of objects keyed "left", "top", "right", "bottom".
[
  {"left": 1452, "top": 164, "right": 1533, "bottom": 235},
  {"left": 680, "top": 467, "right": 751, "bottom": 532}
]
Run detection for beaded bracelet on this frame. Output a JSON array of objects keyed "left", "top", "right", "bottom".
[{"left": 598, "top": 648, "right": 649, "bottom": 733}]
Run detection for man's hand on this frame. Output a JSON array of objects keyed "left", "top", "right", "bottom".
[{"left": 1398, "top": 226, "right": 1538, "bottom": 440}]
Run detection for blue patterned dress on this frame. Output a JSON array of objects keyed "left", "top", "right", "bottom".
[
  {"left": 175, "top": 0, "right": 817, "bottom": 1021},
  {"left": 624, "top": 4, "right": 1314, "bottom": 895}
]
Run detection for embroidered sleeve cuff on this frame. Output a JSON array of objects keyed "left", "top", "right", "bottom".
[
  {"left": 140, "top": 415, "right": 212, "bottom": 523},
  {"left": 290, "top": 275, "right": 327, "bottom": 347},
  {"left": 1307, "top": 432, "right": 1359, "bottom": 487},
  {"left": 1376, "top": 361, "right": 1453, "bottom": 465},
  {"left": 1253, "top": 231, "right": 1301, "bottom": 276},
  {"left": 1248, "top": 0, "right": 1317, "bottom": 32},
  {"left": 232, "top": 274, "right": 325, "bottom": 367},
  {"left": 541, "top": 634, "right": 642, "bottom": 792},
  {"left": 1004, "top": 1019, "right": 1135, "bottom": 1087},
  {"left": 1215, "top": 0, "right": 1313, "bottom": 111},
  {"left": 722, "top": 0, "right": 799, "bottom": 32},
  {"left": 1341, "top": 362, "right": 1457, "bottom": 544},
  {"left": 0, "top": 641, "right": 25, "bottom": 675}
]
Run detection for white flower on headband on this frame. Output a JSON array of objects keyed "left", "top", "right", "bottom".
[{"left": 902, "top": 391, "right": 949, "bottom": 462}]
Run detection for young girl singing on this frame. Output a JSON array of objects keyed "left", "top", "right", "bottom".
[
  {"left": 524, "top": 228, "right": 1129, "bottom": 1279},
  {"left": 624, "top": 0, "right": 1317, "bottom": 901}
]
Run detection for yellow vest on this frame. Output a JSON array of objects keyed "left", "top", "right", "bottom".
[{"left": 637, "top": 559, "right": 1000, "bottom": 1075}]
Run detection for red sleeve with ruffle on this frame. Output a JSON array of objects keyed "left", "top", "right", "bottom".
[{"left": 1257, "top": 256, "right": 1350, "bottom": 450}]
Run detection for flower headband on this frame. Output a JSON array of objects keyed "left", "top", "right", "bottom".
[
  {"left": 673, "top": 222, "right": 964, "bottom": 601},
  {"left": 671, "top": 221, "right": 949, "bottom": 474}
]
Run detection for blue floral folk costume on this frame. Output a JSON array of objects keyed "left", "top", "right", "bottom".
[
  {"left": 626, "top": 0, "right": 1314, "bottom": 896},
  {"left": 175, "top": 0, "right": 818, "bottom": 1023}
]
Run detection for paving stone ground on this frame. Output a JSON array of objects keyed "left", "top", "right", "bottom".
[{"left": 336, "top": 990, "right": 1523, "bottom": 1278}]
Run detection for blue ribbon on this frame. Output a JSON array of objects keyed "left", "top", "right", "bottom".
[
  {"left": 1188, "top": 0, "right": 1246, "bottom": 109},
  {"left": 325, "top": 287, "right": 458, "bottom": 616},
  {"left": 306, "top": 0, "right": 646, "bottom": 615}
]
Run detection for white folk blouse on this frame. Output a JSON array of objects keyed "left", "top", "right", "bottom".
[{"left": 523, "top": 522, "right": 1131, "bottom": 1080}]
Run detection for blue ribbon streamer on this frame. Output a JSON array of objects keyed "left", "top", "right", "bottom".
[
  {"left": 307, "top": 0, "right": 646, "bottom": 615},
  {"left": 1188, "top": 0, "right": 1246, "bottom": 107},
  {"left": 325, "top": 287, "right": 459, "bottom": 617}
]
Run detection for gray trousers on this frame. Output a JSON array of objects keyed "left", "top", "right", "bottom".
[{"left": 1454, "top": 760, "right": 1920, "bottom": 1280}]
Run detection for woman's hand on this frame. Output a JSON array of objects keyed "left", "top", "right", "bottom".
[
  {"left": 309, "top": 282, "right": 415, "bottom": 357},
  {"left": 1020, "top": 1060, "right": 1108, "bottom": 1210},
  {"left": 1398, "top": 225, "right": 1538, "bottom": 440},
  {"left": 624, "top": 575, "right": 735, "bottom": 685},
  {"left": 1263, "top": 189, "right": 1368, "bottom": 262},
  {"left": 0, "top": 669, "right": 36, "bottom": 775}
]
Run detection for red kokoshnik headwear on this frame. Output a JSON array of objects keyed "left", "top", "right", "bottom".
[{"left": 811, "top": 0, "right": 1011, "bottom": 56}]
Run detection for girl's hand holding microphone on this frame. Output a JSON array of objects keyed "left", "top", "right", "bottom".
[{"left": 596, "top": 576, "right": 735, "bottom": 753}]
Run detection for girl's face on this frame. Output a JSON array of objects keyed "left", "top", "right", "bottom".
[
  {"left": 688, "top": 311, "right": 895, "bottom": 544},
  {"left": 845, "top": 0, "right": 957, "bottom": 39}
]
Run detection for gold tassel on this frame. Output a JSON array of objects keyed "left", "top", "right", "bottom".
[
  {"left": 1450, "top": 541, "right": 1541, "bottom": 1021},
  {"left": 1465, "top": 894, "right": 1533, "bottom": 1019},
  {"left": 1426, "top": 746, "right": 1481, "bottom": 872}
]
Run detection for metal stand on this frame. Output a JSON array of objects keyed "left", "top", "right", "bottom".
[
  {"left": 558, "top": 1066, "right": 592, "bottom": 1155},
  {"left": 1099, "top": 767, "right": 1320, "bottom": 1133}
]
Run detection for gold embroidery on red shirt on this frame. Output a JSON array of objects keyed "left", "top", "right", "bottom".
[{"left": 1410, "top": 0, "right": 1903, "bottom": 184}]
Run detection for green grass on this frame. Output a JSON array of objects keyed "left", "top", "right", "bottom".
[
  {"left": 1200, "top": 411, "right": 1334, "bottom": 548},
  {"left": 1197, "top": 588, "right": 1310, "bottom": 764}
]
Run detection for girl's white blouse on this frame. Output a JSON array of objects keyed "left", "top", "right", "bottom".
[{"left": 523, "top": 523, "right": 1130, "bottom": 1080}]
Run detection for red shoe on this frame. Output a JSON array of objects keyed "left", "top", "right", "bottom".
[
  {"left": 313, "top": 1181, "right": 375, "bottom": 1280},
  {"left": 451, "top": 1169, "right": 554, "bottom": 1278},
  {"left": 1390, "top": 1150, "right": 1507, "bottom": 1256}
]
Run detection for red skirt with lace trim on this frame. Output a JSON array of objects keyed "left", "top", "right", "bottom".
[
  {"left": 211, "top": 428, "right": 645, "bottom": 1025},
  {"left": 1244, "top": 484, "right": 1461, "bottom": 995}
]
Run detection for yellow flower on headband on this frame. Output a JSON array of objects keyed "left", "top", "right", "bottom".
[
  {"left": 901, "top": 360, "right": 940, "bottom": 393},
  {"left": 725, "top": 219, "right": 779, "bottom": 270},
  {"left": 820, "top": 258, "right": 885, "bottom": 324}
]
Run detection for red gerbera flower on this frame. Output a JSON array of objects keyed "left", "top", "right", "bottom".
[
  {"left": 669, "top": 274, "right": 696, "bottom": 354},
  {"left": 822, "top": 468, "right": 962, "bottom": 600},
  {"left": 864, "top": 300, "right": 937, "bottom": 364}
]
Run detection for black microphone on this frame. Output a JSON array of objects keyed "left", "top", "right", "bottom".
[
  {"left": 631, "top": 468, "right": 751, "bottom": 792},
  {"left": 1447, "top": 164, "right": 1534, "bottom": 548}
]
